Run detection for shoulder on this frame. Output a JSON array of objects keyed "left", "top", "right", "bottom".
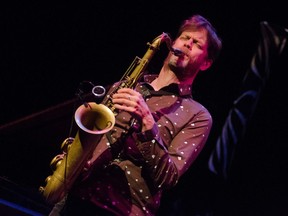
[{"left": 185, "top": 98, "right": 213, "bottom": 121}]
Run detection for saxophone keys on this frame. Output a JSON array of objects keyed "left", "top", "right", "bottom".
[
  {"left": 50, "top": 154, "right": 64, "bottom": 171},
  {"left": 60, "top": 137, "right": 74, "bottom": 153}
]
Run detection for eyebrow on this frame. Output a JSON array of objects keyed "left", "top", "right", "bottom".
[{"left": 182, "top": 32, "right": 206, "bottom": 43}]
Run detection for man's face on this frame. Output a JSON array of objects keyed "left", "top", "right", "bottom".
[{"left": 167, "top": 28, "right": 211, "bottom": 78}]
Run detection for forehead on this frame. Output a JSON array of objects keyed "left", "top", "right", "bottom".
[{"left": 180, "top": 28, "right": 208, "bottom": 42}]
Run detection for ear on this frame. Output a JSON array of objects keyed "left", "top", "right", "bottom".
[{"left": 200, "top": 59, "right": 213, "bottom": 71}]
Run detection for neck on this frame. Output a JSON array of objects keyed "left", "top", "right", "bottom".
[{"left": 151, "top": 66, "right": 195, "bottom": 91}]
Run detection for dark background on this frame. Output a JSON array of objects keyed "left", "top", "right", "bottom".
[{"left": 1, "top": 1, "right": 288, "bottom": 215}]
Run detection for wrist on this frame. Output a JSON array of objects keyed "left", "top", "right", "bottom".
[
  {"left": 136, "top": 123, "right": 159, "bottom": 142},
  {"left": 141, "top": 114, "right": 155, "bottom": 132}
]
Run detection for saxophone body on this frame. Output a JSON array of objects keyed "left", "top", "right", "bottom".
[{"left": 39, "top": 32, "right": 179, "bottom": 205}]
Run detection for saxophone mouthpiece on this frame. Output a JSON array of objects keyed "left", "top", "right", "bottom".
[
  {"left": 171, "top": 48, "right": 185, "bottom": 57},
  {"left": 162, "top": 33, "right": 185, "bottom": 57}
]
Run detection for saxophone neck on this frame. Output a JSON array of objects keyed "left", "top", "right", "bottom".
[
  {"left": 105, "top": 33, "right": 176, "bottom": 110},
  {"left": 147, "top": 32, "right": 170, "bottom": 51}
]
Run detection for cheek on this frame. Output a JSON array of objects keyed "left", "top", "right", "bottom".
[
  {"left": 198, "top": 50, "right": 209, "bottom": 60},
  {"left": 190, "top": 51, "right": 206, "bottom": 64},
  {"left": 173, "top": 40, "right": 183, "bottom": 48}
]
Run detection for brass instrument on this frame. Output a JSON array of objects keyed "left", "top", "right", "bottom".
[{"left": 39, "top": 32, "right": 182, "bottom": 205}]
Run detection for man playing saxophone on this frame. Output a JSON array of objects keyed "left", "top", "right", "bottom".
[{"left": 49, "top": 14, "right": 222, "bottom": 216}]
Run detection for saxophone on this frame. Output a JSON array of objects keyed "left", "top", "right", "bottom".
[{"left": 39, "top": 32, "right": 183, "bottom": 205}]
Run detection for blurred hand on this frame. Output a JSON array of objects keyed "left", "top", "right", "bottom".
[{"left": 112, "top": 88, "right": 155, "bottom": 132}]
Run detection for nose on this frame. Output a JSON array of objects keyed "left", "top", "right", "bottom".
[{"left": 184, "top": 40, "right": 193, "bottom": 50}]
